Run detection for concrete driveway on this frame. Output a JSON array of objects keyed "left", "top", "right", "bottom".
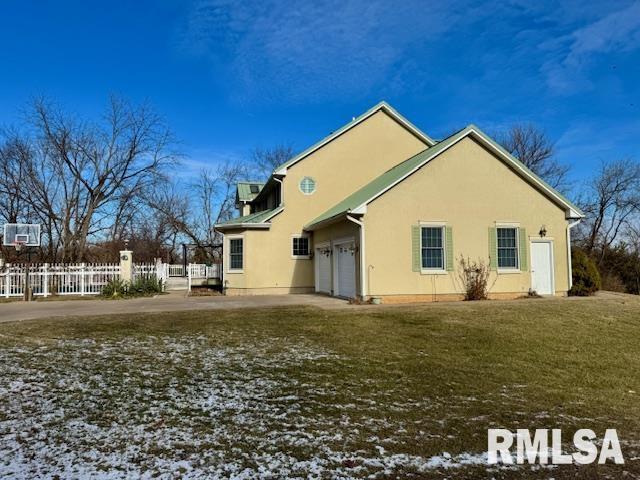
[{"left": 0, "top": 292, "right": 350, "bottom": 323}]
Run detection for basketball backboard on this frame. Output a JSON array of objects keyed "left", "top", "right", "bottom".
[{"left": 2, "top": 223, "right": 41, "bottom": 247}]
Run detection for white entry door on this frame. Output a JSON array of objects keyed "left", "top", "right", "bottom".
[
  {"left": 530, "top": 241, "right": 554, "bottom": 295},
  {"left": 335, "top": 242, "right": 356, "bottom": 298},
  {"left": 316, "top": 248, "right": 331, "bottom": 294}
]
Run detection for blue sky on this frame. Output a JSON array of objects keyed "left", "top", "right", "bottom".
[{"left": 1, "top": 0, "right": 639, "bottom": 187}]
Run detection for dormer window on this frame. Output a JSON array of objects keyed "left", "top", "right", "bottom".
[{"left": 299, "top": 177, "right": 316, "bottom": 195}]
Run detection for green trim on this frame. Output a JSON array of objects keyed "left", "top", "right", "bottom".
[
  {"left": 411, "top": 225, "right": 421, "bottom": 272},
  {"left": 445, "top": 226, "right": 454, "bottom": 272},
  {"left": 488, "top": 227, "right": 497, "bottom": 271},
  {"left": 464, "top": 125, "right": 583, "bottom": 218},
  {"left": 305, "top": 124, "right": 583, "bottom": 230},
  {"left": 215, "top": 206, "right": 283, "bottom": 228},
  {"left": 518, "top": 227, "right": 528, "bottom": 271}
]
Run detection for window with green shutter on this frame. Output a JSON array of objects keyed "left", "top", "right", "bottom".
[
  {"left": 497, "top": 227, "right": 518, "bottom": 269},
  {"left": 412, "top": 225, "right": 452, "bottom": 272}
]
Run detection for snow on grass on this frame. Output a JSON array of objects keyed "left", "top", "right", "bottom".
[{"left": 0, "top": 333, "right": 490, "bottom": 479}]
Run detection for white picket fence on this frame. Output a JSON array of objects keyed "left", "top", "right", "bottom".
[
  {"left": 0, "top": 263, "right": 122, "bottom": 298},
  {"left": 0, "top": 261, "right": 221, "bottom": 298}
]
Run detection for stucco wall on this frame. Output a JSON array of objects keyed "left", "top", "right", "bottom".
[
  {"left": 364, "top": 137, "right": 571, "bottom": 298},
  {"left": 223, "top": 110, "right": 428, "bottom": 293}
]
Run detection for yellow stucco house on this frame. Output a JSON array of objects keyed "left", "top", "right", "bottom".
[{"left": 215, "top": 102, "right": 583, "bottom": 303}]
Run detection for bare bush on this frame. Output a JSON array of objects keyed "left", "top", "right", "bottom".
[{"left": 457, "top": 256, "right": 491, "bottom": 301}]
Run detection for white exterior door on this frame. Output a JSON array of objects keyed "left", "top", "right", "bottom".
[
  {"left": 335, "top": 242, "right": 356, "bottom": 298},
  {"left": 530, "top": 241, "right": 554, "bottom": 295},
  {"left": 316, "top": 248, "right": 332, "bottom": 294}
]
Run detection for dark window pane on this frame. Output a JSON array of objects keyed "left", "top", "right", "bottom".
[
  {"left": 422, "top": 227, "right": 443, "bottom": 248},
  {"left": 229, "top": 239, "right": 243, "bottom": 269},
  {"left": 420, "top": 227, "right": 444, "bottom": 269},
  {"left": 292, "top": 237, "right": 309, "bottom": 256},
  {"left": 497, "top": 228, "right": 518, "bottom": 268}
]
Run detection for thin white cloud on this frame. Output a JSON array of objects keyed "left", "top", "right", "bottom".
[
  {"left": 542, "top": 1, "right": 640, "bottom": 93},
  {"left": 176, "top": 0, "right": 477, "bottom": 102}
]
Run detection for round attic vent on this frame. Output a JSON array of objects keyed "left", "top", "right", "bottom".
[{"left": 299, "top": 176, "right": 316, "bottom": 195}]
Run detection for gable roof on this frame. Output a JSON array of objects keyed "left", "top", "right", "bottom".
[
  {"left": 215, "top": 206, "right": 283, "bottom": 230},
  {"left": 305, "top": 125, "right": 583, "bottom": 230},
  {"left": 236, "top": 182, "right": 265, "bottom": 203},
  {"left": 273, "top": 101, "right": 436, "bottom": 176}
]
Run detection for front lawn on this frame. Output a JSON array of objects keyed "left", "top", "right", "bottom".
[{"left": 1, "top": 297, "right": 639, "bottom": 478}]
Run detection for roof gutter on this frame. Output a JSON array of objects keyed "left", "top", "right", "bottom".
[
  {"left": 214, "top": 223, "right": 272, "bottom": 231},
  {"left": 273, "top": 176, "right": 284, "bottom": 206},
  {"left": 304, "top": 212, "right": 349, "bottom": 231}
]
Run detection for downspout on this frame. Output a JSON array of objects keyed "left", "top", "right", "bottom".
[
  {"left": 566, "top": 219, "right": 582, "bottom": 290},
  {"left": 274, "top": 176, "right": 284, "bottom": 207},
  {"left": 346, "top": 215, "right": 366, "bottom": 300}
]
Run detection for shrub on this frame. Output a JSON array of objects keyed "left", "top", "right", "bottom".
[
  {"left": 102, "top": 275, "right": 163, "bottom": 299},
  {"left": 128, "top": 275, "right": 163, "bottom": 296},
  {"left": 102, "top": 278, "right": 128, "bottom": 298},
  {"left": 569, "top": 249, "right": 601, "bottom": 296},
  {"left": 458, "top": 256, "right": 491, "bottom": 301}
]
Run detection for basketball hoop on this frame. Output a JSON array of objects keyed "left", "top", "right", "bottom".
[{"left": 3, "top": 223, "right": 40, "bottom": 252}]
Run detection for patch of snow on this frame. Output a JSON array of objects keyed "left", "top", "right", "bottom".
[{"left": 0, "top": 334, "right": 503, "bottom": 479}]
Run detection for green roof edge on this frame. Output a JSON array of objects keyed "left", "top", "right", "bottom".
[
  {"left": 305, "top": 125, "right": 583, "bottom": 229},
  {"left": 215, "top": 206, "right": 283, "bottom": 228}
]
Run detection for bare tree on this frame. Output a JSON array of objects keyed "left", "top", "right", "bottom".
[
  {"left": 0, "top": 96, "right": 177, "bottom": 262},
  {"left": 577, "top": 159, "right": 640, "bottom": 261},
  {"left": 498, "top": 124, "right": 570, "bottom": 190},
  {"left": 144, "top": 160, "right": 248, "bottom": 262},
  {"left": 250, "top": 144, "right": 294, "bottom": 180}
]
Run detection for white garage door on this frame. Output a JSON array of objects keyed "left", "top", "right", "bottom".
[
  {"left": 316, "top": 248, "right": 331, "bottom": 294},
  {"left": 336, "top": 242, "right": 356, "bottom": 299}
]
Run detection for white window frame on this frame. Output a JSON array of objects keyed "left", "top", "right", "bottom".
[
  {"left": 299, "top": 176, "right": 317, "bottom": 195},
  {"left": 419, "top": 222, "right": 447, "bottom": 275},
  {"left": 496, "top": 224, "right": 520, "bottom": 273},
  {"left": 226, "top": 234, "right": 244, "bottom": 273},
  {"left": 291, "top": 234, "right": 311, "bottom": 259}
]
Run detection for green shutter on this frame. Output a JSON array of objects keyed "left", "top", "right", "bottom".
[
  {"left": 488, "top": 227, "right": 497, "bottom": 270},
  {"left": 445, "top": 226, "right": 454, "bottom": 271},
  {"left": 412, "top": 225, "right": 421, "bottom": 272},
  {"left": 519, "top": 227, "right": 528, "bottom": 271}
]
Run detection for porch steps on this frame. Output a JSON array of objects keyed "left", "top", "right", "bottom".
[{"left": 165, "top": 277, "right": 189, "bottom": 291}]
